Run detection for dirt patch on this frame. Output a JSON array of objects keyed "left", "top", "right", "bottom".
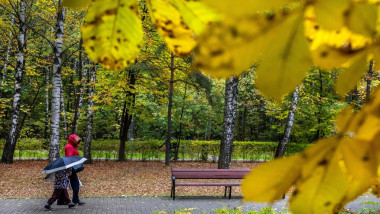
[{"left": 0, "top": 160, "right": 260, "bottom": 198}]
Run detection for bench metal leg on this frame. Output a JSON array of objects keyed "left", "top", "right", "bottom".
[
  {"left": 229, "top": 186, "right": 232, "bottom": 199},
  {"left": 224, "top": 186, "right": 227, "bottom": 197}
]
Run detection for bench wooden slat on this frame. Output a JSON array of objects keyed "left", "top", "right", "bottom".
[{"left": 171, "top": 168, "right": 251, "bottom": 200}]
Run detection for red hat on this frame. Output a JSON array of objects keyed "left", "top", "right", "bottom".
[{"left": 68, "top": 134, "right": 81, "bottom": 147}]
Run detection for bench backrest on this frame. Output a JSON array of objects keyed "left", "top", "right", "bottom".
[{"left": 172, "top": 168, "right": 251, "bottom": 179}]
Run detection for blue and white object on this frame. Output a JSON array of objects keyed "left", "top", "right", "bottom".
[{"left": 42, "top": 156, "right": 87, "bottom": 174}]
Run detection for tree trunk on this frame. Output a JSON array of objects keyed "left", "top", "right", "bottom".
[
  {"left": 1, "top": 1, "right": 27, "bottom": 164},
  {"left": 60, "top": 87, "right": 68, "bottom": 139},
  {"left": 84, "top": 64, "right": 96, "bottom": 164},
  {"left": 165, "top": 53, "right": 175, "bottom": 166},
  {"left": 275, "top": 87, "right": 299, "bottom": 158},
  {"left": 71, "top": 40, "right": 85, "bottom": 134},
  {"left": 49, "top": 2, "right": 65, "bottom": 162},
  {"left": 218, "top": 76, "right": 239, "bottom": 169},
  {"left": 366, "top": 60, "right": 373, "bottom": 103},
  {"left": 44, "top": 67, "right": 50, "bottom": 140},
  {"left": 173, "top": 81, "right": 188, "bottom": 161},
  {"left": 118, "top": 69, "right": 136, "bottom": 161},
  {"left": 0, "top": 14, "right": 14, "bottom": 98}
]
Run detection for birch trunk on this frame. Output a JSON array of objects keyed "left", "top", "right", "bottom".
[
  {"left": 275, "top": 87, "right": 299, "bottom": 158},
  {"left": 0, "top": 15, "right": 14, "bottom": 98},
  {"left": 49, "top": 2, "right": 65, "bottom": 162},
  {"left": 218, "top": 76, "right": 239, "bottom": 169},
  {"left": 1, "top": 1, "right": 26, "bottom": 164},
  {"left": 84, "top": 65, "right": 96, "bottom": 164}
]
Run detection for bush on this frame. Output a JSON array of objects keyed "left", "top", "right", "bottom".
[{"left": 1, "top": 138, "right": 309, "bottom": 161}]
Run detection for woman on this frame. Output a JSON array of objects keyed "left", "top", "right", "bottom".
[{"left": 58, "top": 134, "right": 85, "bottom": 205}]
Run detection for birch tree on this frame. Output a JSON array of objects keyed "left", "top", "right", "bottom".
[
  {"left": 274, "top": 87, "right": 299, "bottom": 158},
  {"left": 1, "top": 1, "right": 27, "bottom": 164},
  {"left": 0, "top": 15, "right": 14, "bottom": 99},
  {"left": 218, "top": 76, "right": 239, "bottom": 169},
  {"left": 49, "top": 0, "right": 65, "bottom": 162}
]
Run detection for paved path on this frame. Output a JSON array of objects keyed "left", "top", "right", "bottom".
[{"left": 0, "top": 195, "right": 379, "bottom": 214}]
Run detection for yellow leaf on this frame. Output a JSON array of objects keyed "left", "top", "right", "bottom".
[
  {"left": 81, "top": 0, "right": 143, "bottom": 70},
  {"left": 255, "top": 12, "right": 311, "bottom": 100},
  {"left": 195, "top": 9, "right": 307, "bottom": 81},
  {"left": 169, "top": 0, "right": 221, "bottom": 35},
  {"left": 242, "top": 155, "right": 302, "bottom": 202},
  {"left": 203, "top": 0, "right": 298, "bottom": 17},
  {"left": 313, "top": 0, "right": 351, "bottom": 31},
  {"left": 62, "top": 0, "right": 91, "bottom": 9},
  {"left": 340, "top": 138, "right": 378, "bottom": 182},
  {"left": 345, "top": 2, "right": 378, "bottom": 38},
  {"left": 310, "top": 45, "right": 362, "bottom": 70},
  {"left": 290, "top": 152, "right": 349, "bottom": 214},
  {"left": 146, "top": 0, "right": 196, "bottom": 57},
  {"left": 335, "top": 52, "right": 368, "bottom": 96},
  {"left": 336, "top": 106, "right": 354, "bottom": 133}
]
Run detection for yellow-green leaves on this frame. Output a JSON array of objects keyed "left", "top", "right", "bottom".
[
  {"left": 80, "top": 0, "right": 217, "bottom": 70},
  {"left": 146, "top": 0, "right": 196, "bottom": 57},
  {"left": 242, "top": 86, "right": 380, "bottom": 213},
  {"left": 255, "top": 12, "right": 310, "bottom": 100},
  {"left": 82, "top": 0, "right": 143, "bottom": 70},
  {"left": 203, "top": 0, "right": 297, "bottom": 17},
  {"left": 62, "top": 0, "right": 92, "bottom": 9}
]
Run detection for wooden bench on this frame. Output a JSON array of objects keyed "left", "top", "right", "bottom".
[{"left": 171, "top": 168, "right": 251, "bottom": 200}]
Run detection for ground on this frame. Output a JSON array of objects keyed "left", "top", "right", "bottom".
[{"left": 0, "top": 160, "right": 260, "bottom": 198}]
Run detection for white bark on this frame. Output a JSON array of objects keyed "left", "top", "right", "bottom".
[
  {"left": 49, "top": 2, "right": 65, "bottom": 162},
  {"left": 275, "top": 87, "right": 299, "bottom": 158},
  {"left": 1, "top": 1, "right": 26, "bottom": 164},
  {"left": 218, "top": 76, "right": 239, "bottom": 169}
]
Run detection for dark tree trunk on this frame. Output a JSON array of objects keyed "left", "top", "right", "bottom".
[
  {"left": 315, "top": 70, "right": 323, "bottom": 141},
  {"left": 60, "top": 88, "right": 68, "bottom": 139},
  {"left": 71, "top": 39, "right": 85, "bottom": 134},
  {"left": 275, "top": 87, "right": 299, "bottom": 158},
  {"left": 44, "top": 67, "right": 50, "bottom": 140},
  {"left": 0, "top": 14, "right": 14, "bottom": 99},
  {"left": 84, "top": 64, "right": 96, "bottom": 164},
  {"left": 218, "top": 76, "right": 239, "bottom": 169},
  {"left": 118, "top": 69, "right": 136, "bottom": 161},
  {"left": 49, "top": 2, "right": 65, "bottom": 162},
  {"left": 366, "top": 60, "right": 373, "bottom": 103},
  {"left": 1, "top": 1, "right": 27, "bottom": 164},
  {"left": 165, "top": 53, "right": 175, "bottom": 166},
  {"left": 173, "top": 81, "right": 187, "bottom": 161}
]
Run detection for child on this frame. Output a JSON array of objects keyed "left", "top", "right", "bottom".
[{"left": 44, "top": 168, "right": 76, "bottom": 210}]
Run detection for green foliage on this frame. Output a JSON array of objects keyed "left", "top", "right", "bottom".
[{"left": 0, "top": 138, "right": 308, "bottom": 161}]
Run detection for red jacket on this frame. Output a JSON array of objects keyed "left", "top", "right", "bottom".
[{"left": 65, "top": 134, "right": 80, "bottom": 156}]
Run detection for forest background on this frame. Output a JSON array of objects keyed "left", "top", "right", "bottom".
[
  {"left": 1, "top": 0, "right": 380, "bottom": 213},
  {"left": 1, "top": 0, "right": 377, "bottom": 160}
]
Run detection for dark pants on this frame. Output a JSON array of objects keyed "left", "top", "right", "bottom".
[
  {"left": 47, "top": 189, "right": 71, "bottom": 205},
  {"left": 57, "top": 171, "right": 80, "bottom": 204}
]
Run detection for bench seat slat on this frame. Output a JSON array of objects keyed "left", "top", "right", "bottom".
[{"left": 176, "top": 183, "right": 240, "bottom": 186}]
